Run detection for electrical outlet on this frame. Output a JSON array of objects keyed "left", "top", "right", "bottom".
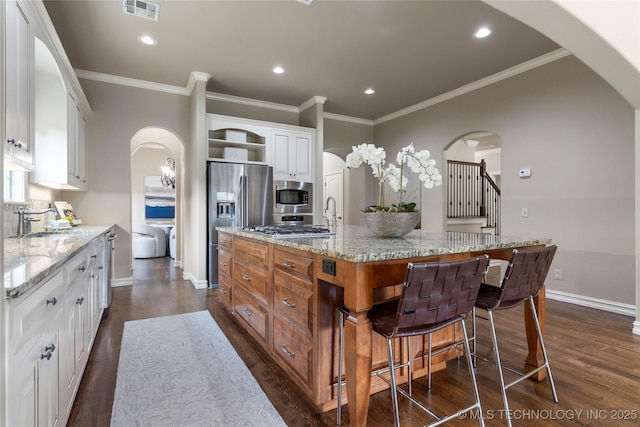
[
  {"left": 554, "top": 269, "right": 562, "bottom": 280},
  {"left": 522, "top": 207, "right": 529, "bottom": 218}
]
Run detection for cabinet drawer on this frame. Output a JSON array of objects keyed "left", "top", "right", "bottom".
[
  {"left": 234, "top": 256, "right": 268, "bottom": 302},
  {"left": 218, "top": 232, "right": 233, "bottom": 249},
  {"left": 218, "top": 271, "right": 233, "bottom": 308},
  {"left": 273, "top": 270, "right": 313, "bottom": 336},
  {"left": 272, "top": 316, "right": 313, "bottom": 386},
  {"left": 234, "top": 237, "right": 269, "bottom": 264},
  {"left": 273, "top": 248, "right": 313, "bottom": 283},
  {"left": 8, "top": 271, "right": 64, "bottom": 353},
  {"left": 234, "top": 286, "right": 269, "bottom": 346},
  {"left": 65, "top": 251, "right": 89, "bottom": 287},
  {"left": 218, "top": 247, "right": 232, "bottom": 277}
]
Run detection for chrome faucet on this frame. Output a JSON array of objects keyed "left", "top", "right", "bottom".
[
  {"left": 14, "top": 207, "right": 57, "bottom": 236},
  {"left": 325, "top": 196, "right": 337, "bottom": 229}
]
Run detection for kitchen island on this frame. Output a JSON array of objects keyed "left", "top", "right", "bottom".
[{"left": 217, "top": 226, "right": 552, "bottom": 426}]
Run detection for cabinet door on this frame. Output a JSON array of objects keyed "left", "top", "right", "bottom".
[
  {"left": 270, "top": 130, "right": 313, "bottom": 181},
  {"left": 4, "top": 0, "right": 35, "bottom": 168},
  {"left": 38, "top": 332, "right": 60, "bottom": 427},
  {"left": 66, "top": 91, "right": 79, "bottom": 185},
  {"left": 271, "top": 131, "right": 291, "bottom": 180},
  {"left": 289, "top": 133, "right": 312, "bottom": 181}
]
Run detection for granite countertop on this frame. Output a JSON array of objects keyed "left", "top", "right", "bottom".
[
  {"left": 4, "top": 225, "right": 114, "bottom": 299},
  {"left": 217, "top": 225, "right": 552, "bottom": 263}
]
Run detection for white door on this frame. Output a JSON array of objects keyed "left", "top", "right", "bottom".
[{"left": 323, "top": 171, "right": 343, "bottom": 227}]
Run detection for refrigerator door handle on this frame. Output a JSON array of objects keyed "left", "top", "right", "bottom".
[{"left": 238, "top": 174, "right": 245, "bottom": 227}]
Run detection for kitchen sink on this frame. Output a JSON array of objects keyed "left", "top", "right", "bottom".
[{"left": 9, "top": 229, "right": 93, "bottom": 238}]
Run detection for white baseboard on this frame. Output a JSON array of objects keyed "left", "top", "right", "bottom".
[
  {"left": 546, "top": 289, "right": 636, "bottom": 317},
  {"left": 633, "top": 321, "right": 640, "bottom": 336},
  {"left": 111, "top": 277, "right": 133, "bottom": 287},
  {"left": 182, "top": 272, "right": 208, "bottom": 289},
  {"left": 173, "top": 260, "right": 182, "bottom": 268}
]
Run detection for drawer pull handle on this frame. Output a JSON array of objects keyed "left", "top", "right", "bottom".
[
  {"left": 41, "top": 351, "right": 53, "bottom": 361},
  {"left": 242, "top": 275, "right": 252, "bottom": 282},
  {"left": 98, "top": 266, "right": 104, "bottom": 270},
  {"left": 91, "top": 254, "right": 97, "bottom": 259},
  {"left": 219, "top": 261, "right": 227, "bottom": 266},
  {"left": 46, "top": 297, "right": 58, "bottom": 306},
  {"left": 282, "top": 261, "right": 296, "bottom": 269},
  {"left": 281, "top": 344, "right": 296, "bottom": 357},
  {"left": 281, "top": 298, "right": 296, "bottom": 308},
  {"left": 79, "top": 266, "right": 86, "bottom": 272},
  {"left": 45, "top": 343, "right": 56, "bottom": 353},
  {"left": 241, "top": 308, "right": 252, "bottom": 317},
  {"left": 219, "top": 288, "right": 227, "bottom": 294},
  {"left": 76, "top": 297, "right": 85, "bottom": 305}
]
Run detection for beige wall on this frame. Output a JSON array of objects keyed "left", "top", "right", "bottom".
[
  {"left": 374, "top": 56, "right": 635, "bottom": 306},
  {"left": 63, "top": 80, "right": 190, "bottom": 281}
]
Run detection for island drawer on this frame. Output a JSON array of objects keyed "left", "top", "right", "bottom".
[
  {"left": 272, "top": 316, "right": 313, "bottom": 387},
  {"left": 273, "top": 248, "right": 313, "bottom": 282},
  {"left": 218, "top": 232, "right": 233, "bottom": 249},
  {"left": 234, "top": 236, "right": 269, "bottom": 264},
  {"left": 218, "top": 246, "right": 232, "bottom": 278},
  {"left": 273, "top": 270, "right": 313, "bottom": 336},
  {"left": 234, "top": 256, "right": 269, "bottom": 303},
  {"left": 234, "top": 286, "right": 269, "bottom": 346},
  {"left": 218, "top": 270, "right": 233, "bottom": 309}
]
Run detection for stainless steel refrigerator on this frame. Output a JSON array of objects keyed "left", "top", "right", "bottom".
[{"left": 207, "top": 161, "right": 273, "bottom": 287}]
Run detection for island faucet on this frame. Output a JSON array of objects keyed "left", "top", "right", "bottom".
[
  {"left": 14, "top": 207, "right": 57, "bottom": 236},
  {"left": 324, "top": 196, "right": 337, "bottom": 229}
]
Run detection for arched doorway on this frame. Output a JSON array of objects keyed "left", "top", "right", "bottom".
[
  {"left": 130, "top": 128, "right": 185, "bottom": 267},
  {"left": 443, "top": 131, "right": 501, "bottom": 234}
]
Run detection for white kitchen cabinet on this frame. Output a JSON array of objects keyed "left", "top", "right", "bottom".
[
  {"left": 6, "top": 271, "right": 64, "bottom": 427},
  {"left": 269, "top": 129, "right": 313, "bottom": 181},
  {"left": 88, "top": 239, "right": 105, "bottom": 340},
  {"left": 66, "top": 90, "right": 87, "bottom": 189},
  {"left": 206, "top": 114, "right": 269, "bottom": 163},
  {"left": 4, "top": 0, "right": 35, "bottom": 170}
]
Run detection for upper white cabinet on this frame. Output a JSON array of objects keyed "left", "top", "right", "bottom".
[
  {"left": 30, "top": 35, "right": 88, "bottom": 190},
  {"left": 269, "top": 129, "right": 313, "bottom": 182},
  {"left": 4, "top": 0, "right": 35, "bottom": 170}
]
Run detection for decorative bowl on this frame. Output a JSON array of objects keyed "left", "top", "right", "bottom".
[{"left": 362, "top": 210, "right": 420, "bottom": 238}]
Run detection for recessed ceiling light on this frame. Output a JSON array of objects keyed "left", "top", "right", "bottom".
[
  {"left": 473, "top": 27, "right": 492, "bottom": 39},
  {"left": 138, "top": 35, "right": 157, "bottom": 46},
  {"left": 364, "top": 88, "right": 375, "bottom": 95},
  {"left": 272, "top": 66, "right": 285, "bottom": 74}
]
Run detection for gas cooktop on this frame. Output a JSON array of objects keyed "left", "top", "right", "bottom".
[{"left": 243, "top": 224, "right": 334, "bottom": 238}]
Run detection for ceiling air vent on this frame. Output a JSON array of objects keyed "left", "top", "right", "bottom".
[{"left": 123, "top": 0, "right": 160, "bottom": 21}]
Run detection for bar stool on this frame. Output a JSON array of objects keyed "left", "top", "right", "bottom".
[
  {"left": 472, "top": 245, "right": 558, "bottom": 427},
  {"left": 337, "top": 255, "right": 489, "bottom": 426}
]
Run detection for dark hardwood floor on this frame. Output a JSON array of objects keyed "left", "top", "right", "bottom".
[{"left": 68, "top": 257, "right": 640, "bottom": 426}]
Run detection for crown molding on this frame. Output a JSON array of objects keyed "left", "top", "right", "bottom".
[
  {"left": 205, "top": 92, "right": 299, "bottom": 113},
  {"left": 75, "top": 69, "right": 190, "bottom": 95},
  {"left": 298, "top": 96, "right": 328, "bottom": 112},
  {"left": 374, "top": 48, "right": 571, "bottom": 125},
  {"left": 323, "top": 112, "right": 374, "bottom": 126},
  {"left": 186, "top": 71, "right": 211, "bottom": 94}
]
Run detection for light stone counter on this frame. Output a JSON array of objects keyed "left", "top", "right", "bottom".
[
  {"left": 217, "top": 225, "right": 552, "bottom": 263},
  {"left": 4, "top": 225, "right": 114, "bottom": 299}
]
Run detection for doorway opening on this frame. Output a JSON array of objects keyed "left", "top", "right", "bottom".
[
  {"left": 443, "top": 131, "right": 502, "bottom": 234},
  {"left": 130, "top": 128, "right": 184, "bottom": 268}
]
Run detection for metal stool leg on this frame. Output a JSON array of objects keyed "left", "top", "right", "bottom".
[
  {"left": 487, "top": 310, "right": 513, "bottom": 427},
  {"left": 387, "top": 338, "right": 401, "bottom": 427},
  {"left": 336, "top": 308, "right": 345, "bottom": 425},
  {"left": 460, "top": 320, "right": 486, "bottom": 427},
  {"left": 528, "top": 298, "right": 559, "bottom": 403}
]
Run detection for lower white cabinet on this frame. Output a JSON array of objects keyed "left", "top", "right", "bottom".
[
  {"left": 5, "top": 233, "right": 110, "bottom": 427},
  {"left": 7, "top": 271, "right": 64, "bottom": 427}
]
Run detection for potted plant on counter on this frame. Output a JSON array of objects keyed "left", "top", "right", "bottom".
[{"left": 346, "top": 142, "right": 442, "bottom": 237}]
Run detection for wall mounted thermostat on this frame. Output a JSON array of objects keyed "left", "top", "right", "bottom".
[{"left": 519, "top": 168, "right": 531, "bottom": 178}]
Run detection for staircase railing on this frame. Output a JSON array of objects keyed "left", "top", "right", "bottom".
[{"left": 447, "top": 159, "right": 501, "bottom": 235}]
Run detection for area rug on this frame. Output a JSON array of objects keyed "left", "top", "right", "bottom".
[{"left": 111, "top": 310, "right": 287, "bottom": 427}]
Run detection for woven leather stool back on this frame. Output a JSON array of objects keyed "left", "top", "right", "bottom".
[
  {"left": 392, "top": 255, "right": 489, "bottom": 337},
  {"left": 498, "top": 245, "right": 557, "bottom": 305}
]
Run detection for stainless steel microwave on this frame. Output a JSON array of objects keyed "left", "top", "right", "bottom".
[{"left": 274, "top": 180, "right": 313, "bottom": 214}]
